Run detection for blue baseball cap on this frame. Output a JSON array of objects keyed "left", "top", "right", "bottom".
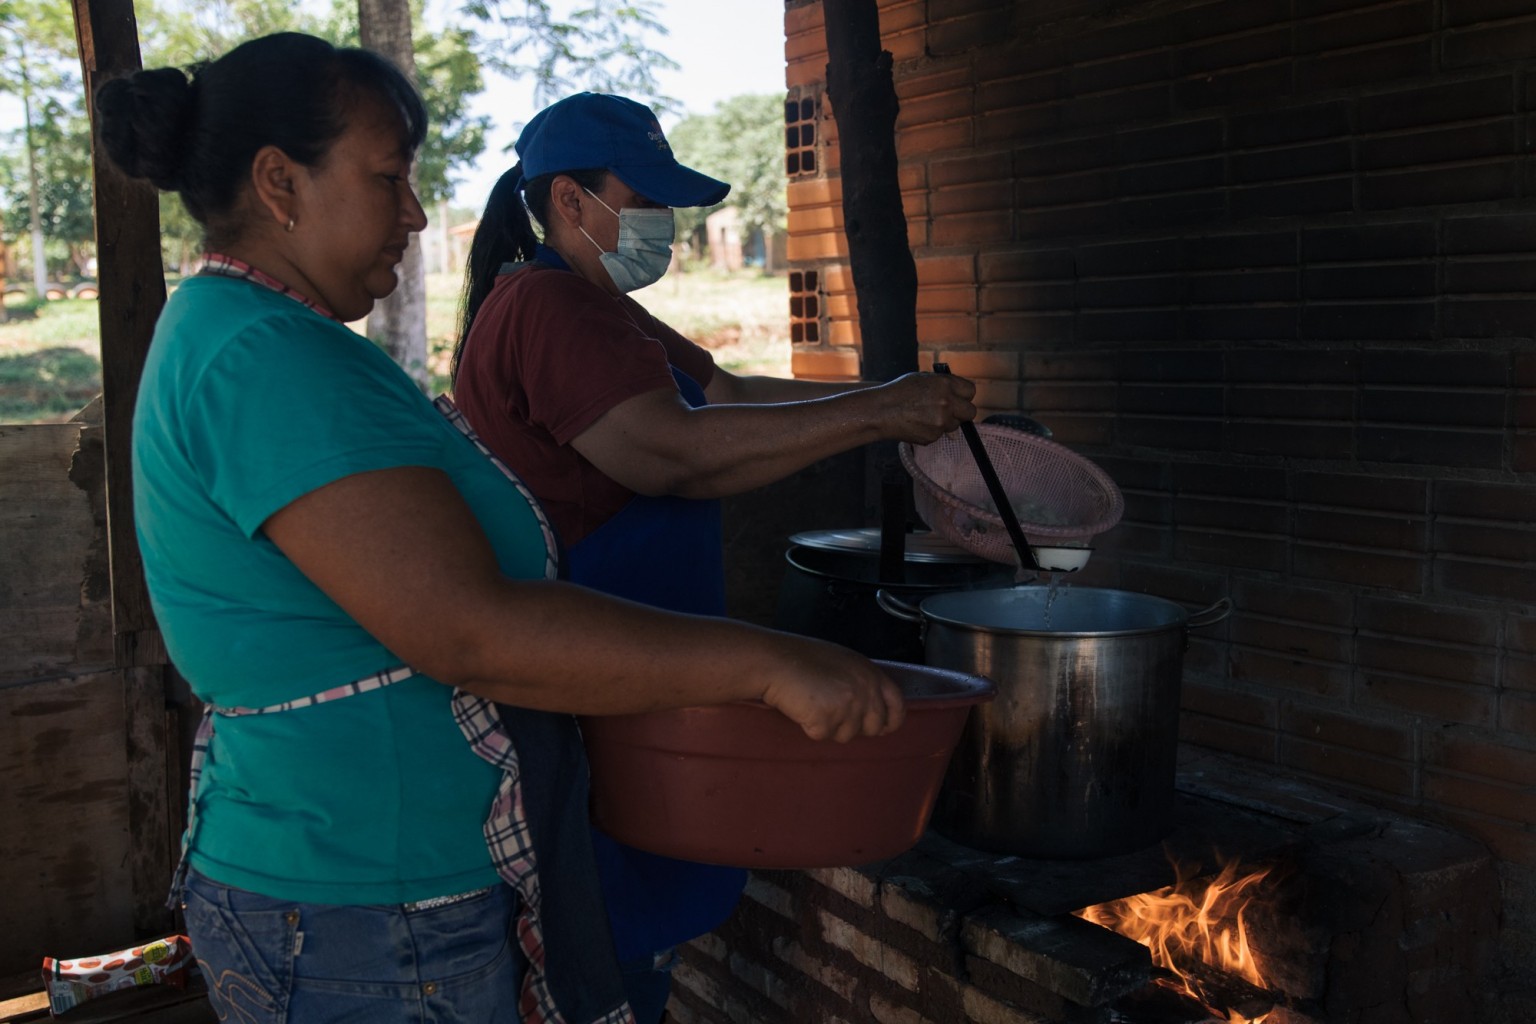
[{"left": 515, "top": 92, "right": 731, "bottom": 208}]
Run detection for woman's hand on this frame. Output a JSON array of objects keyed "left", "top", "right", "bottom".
[
  {"left": 754, "top": 636, "right": 906, "bottom": 743},
  {"left": 869, "top": 371, "right": 977, "bottom": 445}
]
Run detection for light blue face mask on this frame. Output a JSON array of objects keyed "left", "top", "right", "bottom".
[{"left": 579, "top": 189, "right": 676, "bottom": 293}]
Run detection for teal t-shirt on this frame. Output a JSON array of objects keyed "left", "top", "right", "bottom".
[{"left": 134, "top": 275, "right": 553, "bottom": 904}]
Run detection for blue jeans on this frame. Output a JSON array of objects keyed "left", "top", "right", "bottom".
[{"left": 183, "top": 869, "right": 526, "bottom": 1024}]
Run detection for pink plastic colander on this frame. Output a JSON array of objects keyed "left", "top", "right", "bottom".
[{"left": 899, "top": 425, "right": 1124, "bottom": 565}]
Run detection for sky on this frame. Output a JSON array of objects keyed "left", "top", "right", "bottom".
[
  {"left": 0, "top": 0, "right": 789, "bottom": 211},
  {"left": 439, "top": 0, "right": 789, "bottom": 209}
]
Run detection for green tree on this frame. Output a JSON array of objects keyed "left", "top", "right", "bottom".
[
  {"left": 0, "top": 94, "right": 95, "bottom": 276},
  {"left": 0, "top": 0, "right": 88, "bottom": 291},
  {"left": 463, "top": 0, "right": 679, "bottom": 114},
  {"left": 668, "top": 93, "right": 788, "bottom": 272}
]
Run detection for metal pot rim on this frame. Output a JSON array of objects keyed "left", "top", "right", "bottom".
[
  {"left": 788, "top": 528, "right": 991, "bottom": 565},
  {"left": 914, "top": 585, "right": 1227, "bottom": 637}
]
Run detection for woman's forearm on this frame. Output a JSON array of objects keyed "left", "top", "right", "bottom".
[{"left": 572, "top": 371, "right": 976, "bottom": 499}]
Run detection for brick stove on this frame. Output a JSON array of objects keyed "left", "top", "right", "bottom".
[{"left": 668, "top": 747, "right": 1498, "bottom": 1024}]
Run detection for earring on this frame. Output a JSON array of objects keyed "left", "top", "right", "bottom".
[{"left": 286, "top": 218, "right": 295, "bottom": 233}]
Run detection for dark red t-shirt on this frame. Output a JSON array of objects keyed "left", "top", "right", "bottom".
[{"left": 453, "top": 265, "right": 715, "bottom": 545}]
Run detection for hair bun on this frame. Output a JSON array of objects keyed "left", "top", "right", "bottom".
[{"left": 95, "top": 66, "right": 196, "bottom": 191}]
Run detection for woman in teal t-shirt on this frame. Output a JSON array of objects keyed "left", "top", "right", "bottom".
[{"left": 96, "top": 32, "right": 905, "bottom": 1024}]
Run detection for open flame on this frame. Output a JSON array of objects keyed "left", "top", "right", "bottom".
[{"left": 1076, "top": 857, "right": 1275, "bottom": 1024}]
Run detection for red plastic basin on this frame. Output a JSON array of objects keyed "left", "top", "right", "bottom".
[{"left": 580, "top": 660, "right": 995, "bottom": 869}]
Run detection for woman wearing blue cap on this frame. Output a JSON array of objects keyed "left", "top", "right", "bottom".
[
  {"left": 95, "top": 35, "right": 908, "bottom": 1024},
  {"left": 450, "top": 92, "right": 977, "bottom": 1021}
]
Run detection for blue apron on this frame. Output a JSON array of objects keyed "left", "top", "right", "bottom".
[{"left": 567, "top": 367, "right": 748, "bottom": 964}]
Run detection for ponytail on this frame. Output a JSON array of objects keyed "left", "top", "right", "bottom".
[{"left": 451, "top": 163, "right": 609, "bottom": 386}]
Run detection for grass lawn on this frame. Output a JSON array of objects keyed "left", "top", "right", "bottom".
[{"left": 0, "top": 269, "right": 794, "bottom": 424}]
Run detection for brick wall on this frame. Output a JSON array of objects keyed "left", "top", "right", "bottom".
[
  {"left": 773, "top": 0, "right": 1536, "bottom": 1010},
  {"left": 669, "top": 752, "right": 1498, "bottom": 1024}
]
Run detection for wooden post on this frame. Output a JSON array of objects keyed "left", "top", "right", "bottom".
[
  {"left": 823, "top": 0, "right": 919, "bottom": 383},
  {"left": 71, "top": 0, "right": 174, "bottom": 937}
]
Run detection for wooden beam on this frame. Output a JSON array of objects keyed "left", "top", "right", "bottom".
[
  {"left": 71, "top": 0, "right": 175, "bottom": 938},
  {"left": 70, "top": 0, "right": 165, "bottom": 664},
  {"left": 823, "top": 0, "right": 919, "bottom": 383}
]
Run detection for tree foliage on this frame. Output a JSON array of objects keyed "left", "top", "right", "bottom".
[
  {"left": 667, "top": 93, "right": 788, "bottom": 253},
  {"left": 463, "top": 0, "right": 678, "bottom": 115},
  {"left": 0, "top": 0, "right": 94, "bottom": 279}
]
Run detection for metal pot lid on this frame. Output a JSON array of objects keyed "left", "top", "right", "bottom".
[{"left": 788, "top": 528, "right": 989, "bottom": 564}]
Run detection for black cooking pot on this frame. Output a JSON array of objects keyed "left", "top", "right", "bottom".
[{"left": 772, "top": 529, "right": 1013, "bottom": 662}]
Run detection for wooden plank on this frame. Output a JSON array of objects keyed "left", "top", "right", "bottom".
[
  {"left": 0, "top": 424, "right": 113, "bottom": 685},
  {"left": 1, "top": 977, "right": 215, "bottom": 1023},
  {"left": 70, "top": 0, "right": 166, "bottom": 651},
  {"left": 122, "top": 666, "right": 173, "bottom": 937},
  {"left": 0, "top": 673, "right": 136, "bottom": 977}
]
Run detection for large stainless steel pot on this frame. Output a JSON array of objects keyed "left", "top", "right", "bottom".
[{"left": 878, "top": 585, "right": 1230, "bottom": 859}]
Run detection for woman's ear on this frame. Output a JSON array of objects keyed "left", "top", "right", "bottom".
[
  {"left": 547, "top": 175, "right": 586, "bottom": 230},
  {"left": 249, "top": 144, "right": 299, "bottom": 230}
]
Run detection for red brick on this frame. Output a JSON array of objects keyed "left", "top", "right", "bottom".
[
  {"left": 1175, "top": 495, "right": 1288, "bottom": 535},
  {"left": 1293, "top": 544, "right": 1425, "bottom": 593},
  {"left": 1023, "top": 381, "right": 1117, "bottom": 415},
  {"left": 1443, "top": 16, "right": 1536, "bottom": 68},
  {"left": 969, "top": 375, "right": 1019, "bottom": 409},
  {"left": 978, "top": 312, "right": 1072, "bottom": 346},
  {"left": 1070, "top": 50, "right": 1171, "bottom": 94},
  {"left": 915, "top": 314, "right": 979, "bottom": 348},
  {"left": 1509, "top": 432, "right": 1536, "bottom": 470},
  {"left": 1437, "top": 521, "right": 1536, "bottom": 562},
  {"left": 931, "top": 182, "right": 1016, "bottom": 218},
  {"left": 1296, "top": 0, "right": 1434, "bottom": 54},
  {"left": 1509, "top": 613, "right": 1536, "bottom": 657},
  {"left": 1425, "top": 769, "right": 1536, "bottom": 825},
  {"left": 977, "top": 105, "right": 1064, "bottom": 147},
  {"left": 1358, "top": 635, "right": 1498, "bottom": 688},
  {"left": 1296, "top": 471, "right": 1427, "bottom": 513},
  {"left": 1174, "top": 62, "right": 1295, "bottom": 111},
  {"left": 1296, "top": 508, "right": 1429, "bottom": 552},
  {"left": 1281, "top": 738, "right": 1416, "bottom": 798},
  {"left": 932, "top": 212, "right": 1013, "bottom": 247},
  {"left": 1434, "top": 479, "right": 1536, "bottom": 520},
  {"left": 1182, "top": 680, "right": 1280, "bottom": 727},
  {"left": 1439, "top": 559, "right": 1536, "bottom": 602},
  {"left": 1229, "top": 577, "right": 1354, "bottom": 626},
  {"left": 1358, "top": 672, "right": 1496, "bottom": 726},
  {"left": 1229, "top": 647, "right": 1351, "bottom": 699},
  {"left": 1230, "top": 614, "right": 1353, "bottom": 663},
  {"left": 927, "top": 152, "right": 1013, "bottom": 189},
  {"left": 1180, "top": 715, "right": 1279, "bottom": 760},
  {"left": 1297, "top": 38, "right": 1434, "bottom": 94},
  {"left": 980, "top": 281, "right": 1074, "bottom": 313},
  {"left": 931, "top": 349, "right": 1017, "bottom": 380},
  {"left": 894, "top": 64, "right": 974, "bottom": 104},
  {"left": 925, "top": 5, "right": 1014, "bottom": 57},
  {"left": 1496, "top": 691, "right": 1536, "bottom": 743},
  {"left": 1363, "top": 160, "right": 1522, "bottom": 212},
  {"left": 1503, "top": 655, "right": 1536, "bottom": 695},
  {"left": 896, "top": 88, "right": 975, "bottom": 131},
  {"left": 1427, "top": 725, "right": 1536, "bottom": 783},
  {"left": 1228, "top": 384, "right": 1351, "bottom": 421},
  {"left": 1359, "top": 596, "right": 1498, "bottom": 646},
  {"left": 896, "top": 118, "right": 975, "bottom": 157},
  {"left": 1281, "top": 704, "right": 1416, "bottom": 759},
  {"left": 915, "top": 286, "right": 977, "bottom": 315},
  {"left": 914, "top": 254, "right": 976, "bottom": 287}
]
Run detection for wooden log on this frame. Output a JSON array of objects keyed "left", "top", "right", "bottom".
[
  {"left": 822, "top": 0, "right": 919, "bottom": 384},
  {"left": 70, "top": 0, "right": 175, "bottom": 938},
  {"left": 69, "top": 0, "right": 165, "bottom": 657}
]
